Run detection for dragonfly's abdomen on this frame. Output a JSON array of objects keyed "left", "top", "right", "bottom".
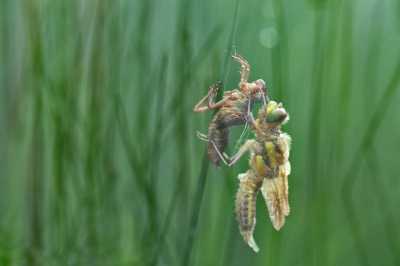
[
  {"left": 206, "top": 127, "right": 229, "bottom": 169},
  {"left": 207, "top": 104, "right": 248, "bottom": 169},
  {"left": 235, "top": 171, "right": 263, "bottom": 252}
]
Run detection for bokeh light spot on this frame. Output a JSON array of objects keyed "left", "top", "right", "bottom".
[{"left": 259, "top": 27, "right": 279, "bottom": 48}]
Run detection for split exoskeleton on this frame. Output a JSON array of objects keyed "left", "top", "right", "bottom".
[
  {"left": 193, "top": 47, "right": 291, "bottom": 252},
  {"left": 193, "top": 47, "right": 268, "bottom": 169}
]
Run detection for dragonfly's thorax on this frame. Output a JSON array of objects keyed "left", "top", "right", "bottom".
[
  {"left": 249, "top": 126, "right": 290, "bottom": 179},
  {"left": 254, "top": 121, "right": 281, "bottom": 138},
  {"left": 242, "top": 79, "right": 267, "bottom": 104},
  {"left": 212, "top": 96, "right": 253, "bottom": 129}
]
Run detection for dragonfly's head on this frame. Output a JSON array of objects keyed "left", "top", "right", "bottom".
[
  {"left": 248, "top": 79, "right": 268, "bottom": 103},
  {"left": 265, "top": 101, "right": 289, "bottom": 126},
  {"left": 255, "top": 79, "right": 266, "bottom": 94},
  {"left": 257, "top": 79, "right": 267, "bottom": 99}
]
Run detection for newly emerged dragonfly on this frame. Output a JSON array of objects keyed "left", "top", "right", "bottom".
[
  {"left": 205, "top": 100, "right": 291, "bottom": 252},
  {"left": 193, "top": 47, "right": 268, "bottom": 169}
]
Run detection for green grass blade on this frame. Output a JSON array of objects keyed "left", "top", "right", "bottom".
[{"left": 181, "top": 0, "right": 242, "bottom": 264}]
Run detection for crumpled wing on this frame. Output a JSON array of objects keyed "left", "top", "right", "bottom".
[{"left": 261, "top": 161, "right": 290, "bottom": 230}]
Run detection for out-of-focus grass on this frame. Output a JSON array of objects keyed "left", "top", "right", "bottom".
[{"left": 1, "top": 0, "right": 400, "bottom": 265}]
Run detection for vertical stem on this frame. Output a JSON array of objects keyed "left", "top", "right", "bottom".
[
  {"left": 341, "top": 56, "right": 400, "bottom": 266},
  {"left": 181, "top": 0, "right": 242, "bottom": 264}
]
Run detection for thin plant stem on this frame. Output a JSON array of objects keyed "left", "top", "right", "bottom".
[
  {"left": 218, "top": 0, "right": 241, "bottom": 96},
  {"left": 341, "top": 55, "right": 400, "bottom": 266},
  {"left": 181, "top": 0, "right": 241, "bottom": 264}
]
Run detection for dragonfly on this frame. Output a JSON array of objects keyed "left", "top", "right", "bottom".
[
  {"left": 193, "top": 47, "right": 268, "bottom": 169},
  {"left": 207, "top": 100, "right": 291, "bottom": 252}
]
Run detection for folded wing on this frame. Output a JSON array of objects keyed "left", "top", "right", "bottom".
[{"left": 261, "top": 161, "right": 290, "bottom": 230}]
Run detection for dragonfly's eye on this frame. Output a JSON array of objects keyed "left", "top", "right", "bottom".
[
  {"left": 256, "top": 79, "right": 266, "bottom": 91},
  {"left": 266, "top": 108, "right": 287, "bottom": 124},
  {"left": 267, "top": 101, "right": 278, "bottom": 113}
]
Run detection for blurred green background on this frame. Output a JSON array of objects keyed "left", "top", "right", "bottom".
[{"left": 1, "top": 0, "right": 400, "bottom": 265}]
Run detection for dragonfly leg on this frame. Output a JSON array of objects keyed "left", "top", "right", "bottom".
[
  {"left": 193, "top": 79, "right": 230, "bottom": 113},
  {"left": 196, "top": 132, "right": 258, "bottom": 168},
  {"left": 227, "top": 139, "right": 258, "bottom": 167},
  {"left": 231, "top": 46, "right": 251, "bottom": 90},
  {"left": 260, "top": 87, "right": 269, "bottom": 111},
  {"left": 245, "top": 100, "right": 257, "bottom": 130},
  {"left": 196, "top": 131, "right": 232, "bottom": 167}
]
